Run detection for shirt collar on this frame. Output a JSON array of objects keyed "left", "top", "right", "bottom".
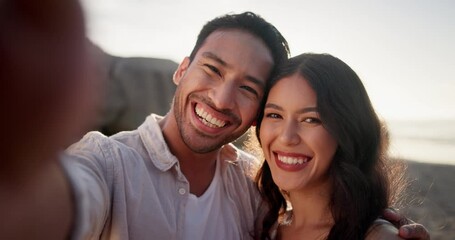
[{"left": 138, "top": 114, "right": 247, "bottom": 172}]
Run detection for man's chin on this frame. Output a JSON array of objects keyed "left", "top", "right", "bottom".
[
  {"left": 184, "top": 140, "right": 225, "bottom": 154},
  {"left": 180, "top": 123, "right": 247, "bottom": 153}
]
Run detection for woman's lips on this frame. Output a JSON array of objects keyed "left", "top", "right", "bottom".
[{"left": 274, "top": 151, "right": 312, "bottom": 172}]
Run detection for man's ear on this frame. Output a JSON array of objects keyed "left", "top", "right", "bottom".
[{"left": 173, "top": 57, "right": 190, "bottom": 85}]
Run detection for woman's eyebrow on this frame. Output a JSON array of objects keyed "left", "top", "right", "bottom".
[{"left": 264, "top": 103, "right": 317, "bottom": 114}]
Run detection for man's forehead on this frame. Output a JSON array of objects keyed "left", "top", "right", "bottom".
[
  {"left": 196, "top": 29, "right": 274, "bottom": 68},
  {"left": 199, "top": 29, "right": 272, "bottom": 58}
]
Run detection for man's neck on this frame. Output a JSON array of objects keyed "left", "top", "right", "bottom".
[{"left": 159, "top": 113, "right": 220, "bottom": 197}]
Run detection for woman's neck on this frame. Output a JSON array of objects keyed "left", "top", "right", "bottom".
[{"left": 279, "top": 182, "right": 334, "bottom": 240}]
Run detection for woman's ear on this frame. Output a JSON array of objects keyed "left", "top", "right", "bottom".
[{"left": 173, "top": 57, "right": 190, "bottom": 85}]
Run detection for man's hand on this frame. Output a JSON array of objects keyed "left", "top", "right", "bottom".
[
  {"left": 1, "top": 0, "right": 99, "bottom": 239},
  {"left": 382, "top": 208, "right": 430, "bottom": 240}
]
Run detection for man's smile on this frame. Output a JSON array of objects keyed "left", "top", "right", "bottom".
[{"left": 194, "top": 104, "right": 227, "bottom": 128}]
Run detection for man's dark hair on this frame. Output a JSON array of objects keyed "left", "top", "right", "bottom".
[{"left": 189, "top": 12, "right": 290, "bottom": 71}]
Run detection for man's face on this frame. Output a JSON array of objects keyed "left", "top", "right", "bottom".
[{"left": 172, "top": 29, "right": 274, "bottom": 153}]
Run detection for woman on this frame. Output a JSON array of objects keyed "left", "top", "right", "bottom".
[{"left": 251, "top": 53, "right": 406, "bottom": 239}]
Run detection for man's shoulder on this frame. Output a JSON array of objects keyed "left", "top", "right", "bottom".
[
  {"left": 67, "top": 131, "right": 109, "bottom": 150},
  {"left": 222, "top": 144, "right": 258, "bottom": 163},
  {"left": 66, "top": 129, "right": 142, "bottom": 156},
  {"left": 221, "top": 144, "right": 261, "bottom": 178},
  {"left": 62, "top": 129, "right": 148, "bottom": 181}
]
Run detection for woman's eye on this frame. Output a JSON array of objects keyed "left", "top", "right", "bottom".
[
  {"left": 303, "top": 117, "right": 321, "bottom": 124},
  {"left": 265, "top": 113, "right": 281, "bottom": 119}
]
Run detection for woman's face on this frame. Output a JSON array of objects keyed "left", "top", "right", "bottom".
[{"left": 259, "top": 73, "right": 338, "bottom": 193}]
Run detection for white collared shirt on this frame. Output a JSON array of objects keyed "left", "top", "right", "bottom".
[{"left": 62, "top": 114, "right": 263, "bottom": 240}]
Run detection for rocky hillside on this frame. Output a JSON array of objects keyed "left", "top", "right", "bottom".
[{"left": 94, "top": 46, "right": 178, "bottom": 135}]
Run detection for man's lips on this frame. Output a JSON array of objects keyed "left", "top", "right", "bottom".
[{"left": 195, "top": 104, "right": 227, "bottom": 128}]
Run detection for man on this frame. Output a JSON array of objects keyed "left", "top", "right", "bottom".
[
  {"left": 64, "top": 11, "right": 288, "bottom": 239},
  {"left": 0, "top": 0, "right": 429, "bottom": 239}
]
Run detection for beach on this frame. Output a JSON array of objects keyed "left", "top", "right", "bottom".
[{"left": 401, "top": 160, "right": 455, "bottom": 240}]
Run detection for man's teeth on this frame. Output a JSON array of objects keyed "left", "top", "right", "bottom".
[
  {"left": 278, "top": 155, "right": 309, "bottom": 165},
  {"left": 195, "top": 106, "right": 226, "bottom": 128}
]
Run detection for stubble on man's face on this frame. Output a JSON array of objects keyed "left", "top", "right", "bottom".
[
  {"left": 172, "top": 29, "right": 274, "bottom": 154},
  {"left": 173, "top": 85, "right": 245, "bottom": 153}
]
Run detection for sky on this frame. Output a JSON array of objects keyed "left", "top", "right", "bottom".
[{"left": 80, "top": 0, "right": 455, "bottom": 122}]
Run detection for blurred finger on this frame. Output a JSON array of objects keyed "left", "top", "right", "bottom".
[
  {"left": 399, "top": 215, "right": 416, "bottom": 227},
  {"left": 383, "top": 208, "right": 418, "bottom": 228},
  {"left": 399, "top": 223, "right": 431, "bottom": 240}
]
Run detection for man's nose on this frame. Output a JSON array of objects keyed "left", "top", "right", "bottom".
[{"left": 209, "top": 82, "right": 236, "bottom": 110}]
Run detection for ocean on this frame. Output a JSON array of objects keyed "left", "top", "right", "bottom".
[{"left": 387, "top": 120, "right": 455, "bottom": 165}]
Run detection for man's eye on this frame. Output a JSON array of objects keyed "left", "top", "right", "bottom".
[
  {"left": 204, "top": 64, "right": 221, "bottom": 76},
  {"left": 240, "top": 85, "right": 259, "bottom": 97}
]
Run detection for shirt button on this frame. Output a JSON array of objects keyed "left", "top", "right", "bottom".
[{"left": 178, "top": 188, "right": 186, "bottom": 195}]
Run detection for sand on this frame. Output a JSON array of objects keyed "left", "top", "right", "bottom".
[{"left": 400, "top": 160, "right": 455, "bottom": 240}]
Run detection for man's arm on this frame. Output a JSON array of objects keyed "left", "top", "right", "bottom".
[
  {"left": 0, "top": 162, "right": 74, "bottom": 240},
  {"left": 0, "top": 0, "right": 100, "bottom": 238},
  {"left": 366, "top": 219, "right": 401, "bottom": 240},
  {"left": 382, "top": 208, "right": 431, "bottom": 240}
]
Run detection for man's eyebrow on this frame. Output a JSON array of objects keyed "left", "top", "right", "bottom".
[
  {"left": 264, "top": 103, "right": 318, "bottom": 114},
  {"left": 201, "top": 52, "right": 227, "bottom": 67},
  {"left": 246, "top": 76, "right": 266, "bottom": 89}
]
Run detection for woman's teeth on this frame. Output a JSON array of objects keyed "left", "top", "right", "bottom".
[{"left": 278, "top": 155, "right": 309, "bottom": 165}]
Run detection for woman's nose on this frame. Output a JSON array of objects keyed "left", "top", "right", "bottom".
[{"left": 278, "top": 121, "right": 301, "bottom": 146}]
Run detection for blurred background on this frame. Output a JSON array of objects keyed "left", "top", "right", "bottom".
[
  {"left": 81, "top": 0, "right": 455, "bottom": 165},
  {"left": 80, "top": 1, "right": 454, "bottom": 238}
]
